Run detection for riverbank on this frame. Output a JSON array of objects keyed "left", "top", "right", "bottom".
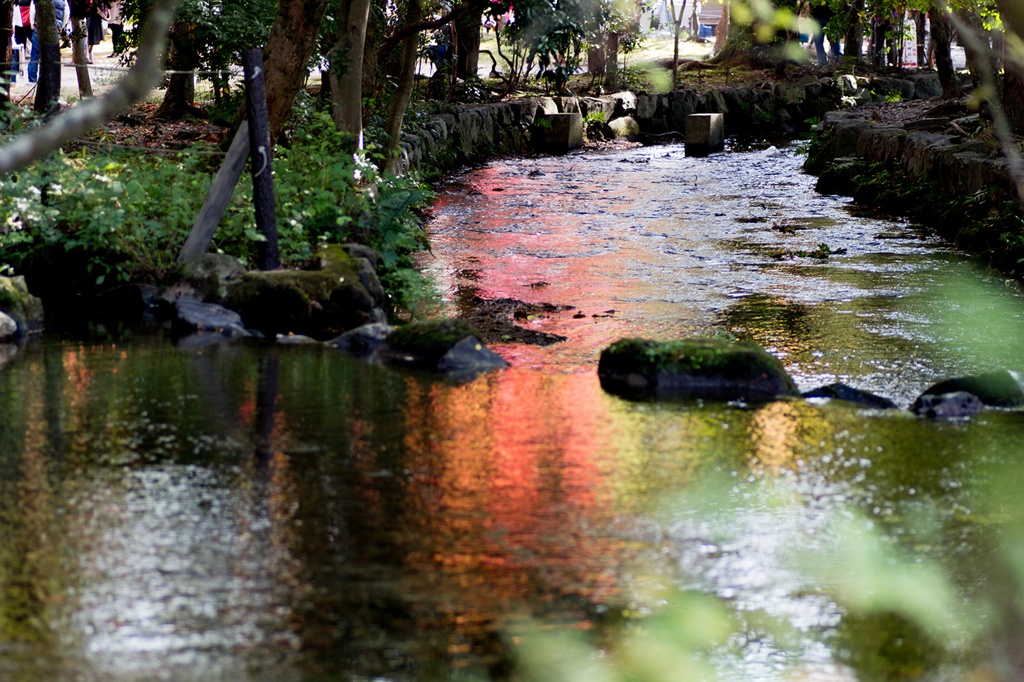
[
  {"left": 396, "top": 70, "right": 958, "bottom": 177},
  {"left": 803, "top": 103, "right": 1024, "bottom": 277}
]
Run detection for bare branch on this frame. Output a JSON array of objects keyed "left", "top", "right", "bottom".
[{"left": 0, "top": 0, "right": 178, "bottom": 176}]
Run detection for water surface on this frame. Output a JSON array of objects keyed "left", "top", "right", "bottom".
[{"left": 2, "top": 143, "right": 1024, "bottom": 680}]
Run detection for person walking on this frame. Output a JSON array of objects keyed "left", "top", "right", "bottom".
[
  {"left": 11, "top": 0, "right": 33, "bottom": 81},
  {"left": 86, "top": 0, "right": 103, "bottom": 62},
  {"left": 103, "top": 0, "right": 122, "bottom": 55},
  {"left": 810, "top": 0, "right": 833, "bottom": 65}
]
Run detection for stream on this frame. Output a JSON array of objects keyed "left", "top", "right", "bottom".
[{"left": 2, "top": 141, "right": 1024, "bottom": 681}]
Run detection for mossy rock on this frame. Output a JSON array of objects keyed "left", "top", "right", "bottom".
[
  {"left": 380, "top": 318, "right": 509, "bottom": 376},
  {"left": 174, "top": 253, "right": 246, "bottom": 303},
  {"left": 598, "top": 337, "right": 800, "bottom": 402},
  {"left": 0, "top": 276, "right": 44, "bottom": 334},
  {"left": 224, "top": 244, "right": 381, "bottom": 338},
  {"left": 385, "top": 318, "right": 481, "bottom": 363}
]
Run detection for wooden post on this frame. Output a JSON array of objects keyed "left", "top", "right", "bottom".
[
  {"left": 177, "top": 121, "right": 250, "bottom": 264},
  {"left": 242, "top": 48, "right": 279, "bottom": 271}
]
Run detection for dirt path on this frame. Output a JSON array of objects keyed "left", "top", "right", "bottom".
[{"left": 8, "top": 32, "right": 149, "bottom": 104}]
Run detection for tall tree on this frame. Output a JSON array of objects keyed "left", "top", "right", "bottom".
[
  {"left": 262, "top": 0, "right": 331, "bottom": 140},
  {"left": 383, "top": 0, "right": 421, "bottom": 172},
  {"left": 329, "top": 0, "right": 372, "bottom": 148},
  {"left": 34, "top": 0, "right": 61, "bottom": 113},
  {"left": 997, "top": 0, "right": 1024, "bottom": 133},
  {"left": 843, "top": 0, "right": 864, "bottom": 61},
  {"left": 153, "top": 20, "right": 201, "bottom": 120},
  {"left": 929, "top": 4, "right": 959, "bottom": 98},
  {"left": 455, "top": 3, "right": 484, "bottom": 79},
  {"left": 669, "top": 0, "right": 688, "bottom": 89},
  {"left": 71, "top": 18, "right": 93, "bottom": 99},
  {"left": 1, "top": 1, "right": 13, "bottom": 105}
]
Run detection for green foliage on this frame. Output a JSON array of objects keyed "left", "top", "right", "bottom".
[
  {"left": 0, "top": 112, "right": 434, "bottom": 312},
  {"left": 120, "top": 0, "right": 275, "bottom": 97},
  {"left": 583, "top": 111, "right": 605, "bottom": 140}
]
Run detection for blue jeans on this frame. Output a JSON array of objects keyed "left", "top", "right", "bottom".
[
  {"left": 813, "top": 32, "right": 827, "bottom": 65},
  {"left": 28, "top": 29, "right": 38, "bottom": 83}
]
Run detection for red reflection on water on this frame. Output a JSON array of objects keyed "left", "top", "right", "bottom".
[{"left": 401, "top": 368, "right": 631, "bottom": 616}]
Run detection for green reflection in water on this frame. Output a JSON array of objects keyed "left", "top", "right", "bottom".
[{"left": 0, "top": 337, "right": 1023, "bottom": 680}]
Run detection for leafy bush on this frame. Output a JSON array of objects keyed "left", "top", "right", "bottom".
[{"left": 0, "top": 111, "right": 434, "bottom": 312}]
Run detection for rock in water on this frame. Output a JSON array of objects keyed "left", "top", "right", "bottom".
[
  {"left": 0, "top": 311, "right": 17, "bottom": 342},
  {"left": 170, "top": 299, "right": 250, "bottom": 338},
  {"left": 224, "top": 244, "right": 386, "bottom": 339},
  {"left": 378, "top": 319, "right": 509, "bottom": 377},
  {"left": 598, "top": 337, "right": 800, "bottom": 402},
  {"left": 803, "top": 382, "right": 899, "bottom": 409},
  {"left": 0, "top": 275, "right": 44, "bottom": 335},
  {"left": 913, "top": 370, "right": 1024, "bottom": 408},
  {"left": 326, "top": 323, "right": 395, "bottom": 356},
  {"left": 913, "top": 391, "right": 985, "bottom": 419}
]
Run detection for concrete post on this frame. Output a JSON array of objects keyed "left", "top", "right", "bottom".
[
  {"left": 534, "top": 112, "right": 584, "bottom": 155},
  {"left": 685, "top": 113, "right": 725, "bottom": 157}
]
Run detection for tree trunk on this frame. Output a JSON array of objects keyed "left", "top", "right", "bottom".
[
  {"left": 711, "top": 1, "right": 788, "bottom": 67},
  {"left": 713, "top": 1, "right": 729, "bottom": 55},
  {"left": 383, "top": 0, "right": 421, "bottom": 173},
  {"left": 329, "top": 0, "right": 372, "bottom": 149},
  {"left": 957, "top": 7, "right": 989, "bottom": 88},
  {"left": 670, "top": 0, "right": 686, "bottom": 89},
  {"left": 361, "top": 1, "right": 380, "bottom": 112},
  {"left": 71, "top": 18, "right": 92, "bottom": 99},
  {"left": 153, "top": 22, "right": 201, "bottom": 120},
  {"left": 604, "top": 31, "right": 619, "bottom": 89},
  {"left": 0, "top": 3, "right": 12, "bottom": 105},
  {"left": 998, "top": 0, "right": 1024, "bottom": 134},
  {"left": 588, "top": 45, "right": 606, "bottom": 77},
  {"left": 261, "top": 0, "right": 331, "bottom": 141},
  {"left": 34, "top": 0, "right": 60, "bottom": 114},
  {"left": 154, "top": 72, "right": 198, "bottom": 119},
  {"left": 929, "top": 6, "right": 959, "bottom": 99},
  {"left": 843, "top": 0, "right": 863, "bottom": 62},
  {"left": 454, "top": 3, "right": 482, "bottom": 79}
]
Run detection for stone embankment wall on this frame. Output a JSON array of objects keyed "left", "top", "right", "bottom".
[
  {"left": 393, "top": 71, "right": 947, "bottom": 174},
  {"left": 808, "top": 107, "right": 1014, "bottom": 205}
]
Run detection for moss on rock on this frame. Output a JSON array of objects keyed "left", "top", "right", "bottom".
[
  {"left": 598, "top": 337, "right": 800, "bottom": 402},
  {"left": 385, "top": 318, "right": 481, "bottom": 362},
  {"left": 224, "top": 244, "right": 382, "bottom": 338},
  {"left": 0, "top": 276, "right": 44, "bottom": 334}
]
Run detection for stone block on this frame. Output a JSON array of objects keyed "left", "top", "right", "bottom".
[
  {"left": 534, "top": 112, "right": 584, "bottom": 154},
  {"left": 685, "top": 113, "right": 724, "bottom": 157}
]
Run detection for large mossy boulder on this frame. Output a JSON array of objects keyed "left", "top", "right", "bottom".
[
  {"left": 598, "top": 337, "right": 800, "bottom": 402},
  {"left": 378, "top": 318, "right": 509, "bottom": 376},
  {"left": 912, "top": 370, "right": 1024, "bottom": 409},
  {"left": 224, "top": 244, "right": 385, "bottom": 339},
  {"left": 168, "top": 253, "right": 247, "bottom": 304},
  {"left": 0, "top": 275, "right": 44, "bottom": 335}
]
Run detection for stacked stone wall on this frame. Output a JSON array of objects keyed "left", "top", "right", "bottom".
[{"left": 392, "top": 72, "right": 946, "bottom": 174}]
